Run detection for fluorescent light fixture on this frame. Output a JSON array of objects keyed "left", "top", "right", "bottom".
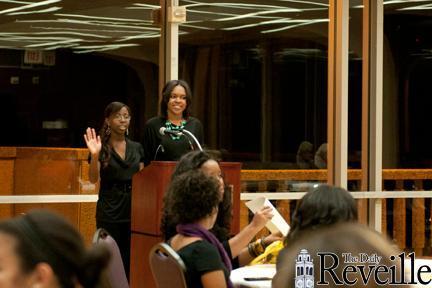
[
  {"left": 180, "top": 23, "right": 216, "bottom": 30},
  {"left": 43, "top": 43, "right": 79, "bottom": 50},
  {"left": 25, "top": 38, "right": 82, "bottom": 48},
  {"left": 130, "top": 3, "right": 160, "bottom": 9},
  {"left": 222, "top": 18, "right": 297, "bottom": 31},
  {"left": 273, "top": 0, "right": 328, "bottom": 7},
  {"left": 55, "top": 13, "right": 149, "bottom": 23},
  {"left": 398, "top": 4, "right": 432, "bottom": 10},
  {"left": 0, "top": 1, "right": 33, "bottom": 4},
  {"left": 73, "top": 43, "right": 140, "bottom": 53},
  {"left": 116, "top": 33, "right": 161, "bottom": 41},
  {"left": 0, "top": 0, "right": 61, "bottom": 15},
  {"left": 7, "top": 6, "right": 61, "bottom": 15},
  {"left": 384, "top": 0, "right": 432, "bottom": 4},
  {"left": 32, "top": 26, "right": 146, "bottom": 34},
  {"left": 261, "top": 18, "right": 328, "bottom": 33},
  {"left": 214, "top": 8, "right": 302, "bottom": 22},
  {"left": 0, "top": 31, "right": 110, "bottom": 38},
  {"left": 17, "top": 19, "right": 160, "bottom": 31}
]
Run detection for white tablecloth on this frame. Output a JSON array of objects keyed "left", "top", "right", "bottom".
[
  {"left": 229, "top": 259, "right": 432, "bottom": 287},
  {"left": 230, "top": 264, "right": 275, "bottom": 288}
]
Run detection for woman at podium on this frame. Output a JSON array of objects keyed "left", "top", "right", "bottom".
[
  {"left": 84, "top": 101, "right": 144, "bottom": 279},
  {"left": 142, "top": 79, "right": 204, "bottom": 166}
]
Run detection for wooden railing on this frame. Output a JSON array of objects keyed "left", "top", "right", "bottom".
[
  {"left": 1, "top": 146, "right": 432, "bottom": 254},
  {"left": 240, "top": 169, "right": 432, "bottom": 256}
]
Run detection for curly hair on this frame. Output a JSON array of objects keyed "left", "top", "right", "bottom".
[
  {"left": 159, "top": 79, "right": 192, "bottom": 119},
  {"left": 285, "top": 184, "right": 357, "bottom": 244},
  {"left": 167, "top": 170, "right": 221, "bottom": 225},
  {"left": 161, "top": 150, "right": 232, "bottom": 241}
]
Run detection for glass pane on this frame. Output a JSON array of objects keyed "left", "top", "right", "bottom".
[
  {"left": 0, "top": 0, "right": 160, "bottom": 147},
  {"left": 179, "top": 0, "right": 330, "bottom": 168}
]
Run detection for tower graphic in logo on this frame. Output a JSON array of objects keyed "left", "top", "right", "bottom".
[{"left": 295, "top": 249, "right": 314, "bottom": 288}]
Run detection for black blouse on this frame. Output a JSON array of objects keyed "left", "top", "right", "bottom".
[
  {"left": 96, "top": 138, "right": 144, "bottom": 223},
  {"left": 175, "top": 240, "right": 230, "bottom": 288},
  {"left": 142, "top": 116, "right": 204, "bottom": 166}
]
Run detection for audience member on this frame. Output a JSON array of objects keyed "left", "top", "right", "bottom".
[
  {"left": 162, "top": 150, "right": 278, "bottom": 267},
  {"left": 249, "top": 184, "right": 357, "bottom": 265},
  {"left": 314, "top": 143, "right": 327, "bottom": 169},
  {"left": 0, "top": 209, "right": 110, "bottom": 288},
  {"left": 285, "top": 184, "right": 357, "bottom": 243},
  {"left": 273, "top": 222, "right": 409, "bottom": 288},
  {"left": 84, "top": 101, "right": 144, "bottom": 278},
  {"left": 167, "top": 170, "right": 232, "bottom": 288},
  {"left": 296, "top": 141, "right": 315, "bottom": 169}
]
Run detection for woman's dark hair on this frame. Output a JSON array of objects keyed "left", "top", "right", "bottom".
[
  {"left": 99, "top": 101, "right": 131, "bottom": 168},
  {"left": 274, "top": 222, "right": 407, "bottom": 288},
  {"left": 285, "top": 184, "right": 358, "bottom": 243},
  {"left": 0, "top": 209, "right": 110, "bottom": 288},
  {"left": 168, "top": 170, "right": 221, "bottom": 224},
  {"left": 161, "top": 150, "right": 232, "bottom": 241},
  {"left": 159, "top": 79, "right": 192, "bottom": 119}
]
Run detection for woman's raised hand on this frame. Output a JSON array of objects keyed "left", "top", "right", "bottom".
[{"left": 83, "top": 127, "right": 102, "bottom": 156}]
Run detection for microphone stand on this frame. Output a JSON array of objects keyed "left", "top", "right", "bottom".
[
  {"left": 182, "top": 129, "right": 203, "bottom": 151},
  {"left": 153, "top": 144, "right": 164, "bottom": 161}
]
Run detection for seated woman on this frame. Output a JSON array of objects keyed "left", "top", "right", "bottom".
[
  {"left": 284, "top": 184, "right": 357, "bottom": 243},
  {"left": 250, "top": 184, "right": 358, "bottom": 265},
  {"left": 273, "top": 222, "right": 409, "bottom": 288},
  {"left": 0, "top": 209, "right": 110, "bottom": 288},
  {"left": 161, "top": 150, "right": 278, "bottom": 267},
  {"left": 167, "top": 170, "right": 233, "bottom": 288}
]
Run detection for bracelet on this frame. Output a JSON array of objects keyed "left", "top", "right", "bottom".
[
  {"left": 248, "top": 242, "right": 259, "bottom": 257},
  {"left": 260, "top": 236, "right": 267, "bottom": 250}
]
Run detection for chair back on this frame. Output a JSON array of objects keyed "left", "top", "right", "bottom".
[
  {"left": 149, "top": 242, "right": 188, "bottom": 288},
  {"left": 93, "top": 228, "right": 129, "bottom": 288}
]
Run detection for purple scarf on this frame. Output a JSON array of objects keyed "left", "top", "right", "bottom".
[{"left": 176, "top": 223, "right": 233, "bottom": 288}]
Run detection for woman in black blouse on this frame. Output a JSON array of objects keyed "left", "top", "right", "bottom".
[
  {"left": 84, "top": 101, "right": 144, "bottom": 279},
  {"left": 142, "top": 79, "right": 204, "bottom": 166}
]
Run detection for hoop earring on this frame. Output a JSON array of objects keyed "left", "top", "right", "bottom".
[
  {"left": 126, "top": 128, "right": 129, "bottom": 136},
  {"left": 106, "top": 126, "right": 111, "bottom": 136}
]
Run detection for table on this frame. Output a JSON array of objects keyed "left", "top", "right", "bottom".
[
  {"left": 405, "top": 258, "right": 432, "bottom": 287},
  {"left": 229, "top": 259, "right": 432, "bottom": 287},
  {"left": 230, "top": 264, "right": 275, "bottom": 288}
]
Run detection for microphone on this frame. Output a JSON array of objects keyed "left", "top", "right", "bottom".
[
  {"left": 182, "top": 129, "right": 203, "bottom": 151},
  {"left": 159, "top": 127, "right": 203, "bottom": 152},
  {"left": 159, "top": 127, "right": 182, "bottom": 137}
]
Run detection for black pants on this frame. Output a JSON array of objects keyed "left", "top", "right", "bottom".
[{"left": 97, "top": 220, "right": 131, "bottom": 280}]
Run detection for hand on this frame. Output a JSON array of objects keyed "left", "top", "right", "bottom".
[
  {"left": 250, "top": 206, "right": 273, "bottom": 230},
  {"left": 83, "top": 127, "right": 102, "bottom": 156},
  {"left": 263, "top": 232, "right": 284, "bottom": 247}
]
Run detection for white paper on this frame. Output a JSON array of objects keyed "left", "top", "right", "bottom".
[{"left": 245, "top": 197, "right": 290, "bottom": 236}]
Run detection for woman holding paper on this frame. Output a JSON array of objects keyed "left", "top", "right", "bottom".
[
  {"left": 250, "top": 184, "right": 358, "bottom": 265},
  {"left": 161, "top": 150, "right": 279, "bottom": 266}
]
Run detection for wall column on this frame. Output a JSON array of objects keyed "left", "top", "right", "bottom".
[{"left": 327, "top": 0, "right": 349, "bottom": 188}]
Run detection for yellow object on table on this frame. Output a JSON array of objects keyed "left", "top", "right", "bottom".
[{"left": 249, "top": 240, "right": 284, "bottom": 265}]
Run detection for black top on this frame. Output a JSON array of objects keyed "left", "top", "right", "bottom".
[
  {"left": 176, "top": 240, "right": 230, "bottom": 288},
  {"left": 96, "top": 138, "right": 145, "bottom": 223},
  {"left": 142, "top": 116, "right": 204, "bottom": 166}
]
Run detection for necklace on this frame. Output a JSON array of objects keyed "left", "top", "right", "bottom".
[{"left": 165, "top": 120, "right": 186, "bottom": 140}]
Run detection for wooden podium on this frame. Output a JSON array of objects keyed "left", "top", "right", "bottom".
[{"left": 130, "top": 161, "right": 242, "bottom": 288}]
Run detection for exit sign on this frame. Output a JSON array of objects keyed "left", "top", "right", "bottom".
[{"left": 24, "top": 50, "right": 43, "bottom": 64}]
